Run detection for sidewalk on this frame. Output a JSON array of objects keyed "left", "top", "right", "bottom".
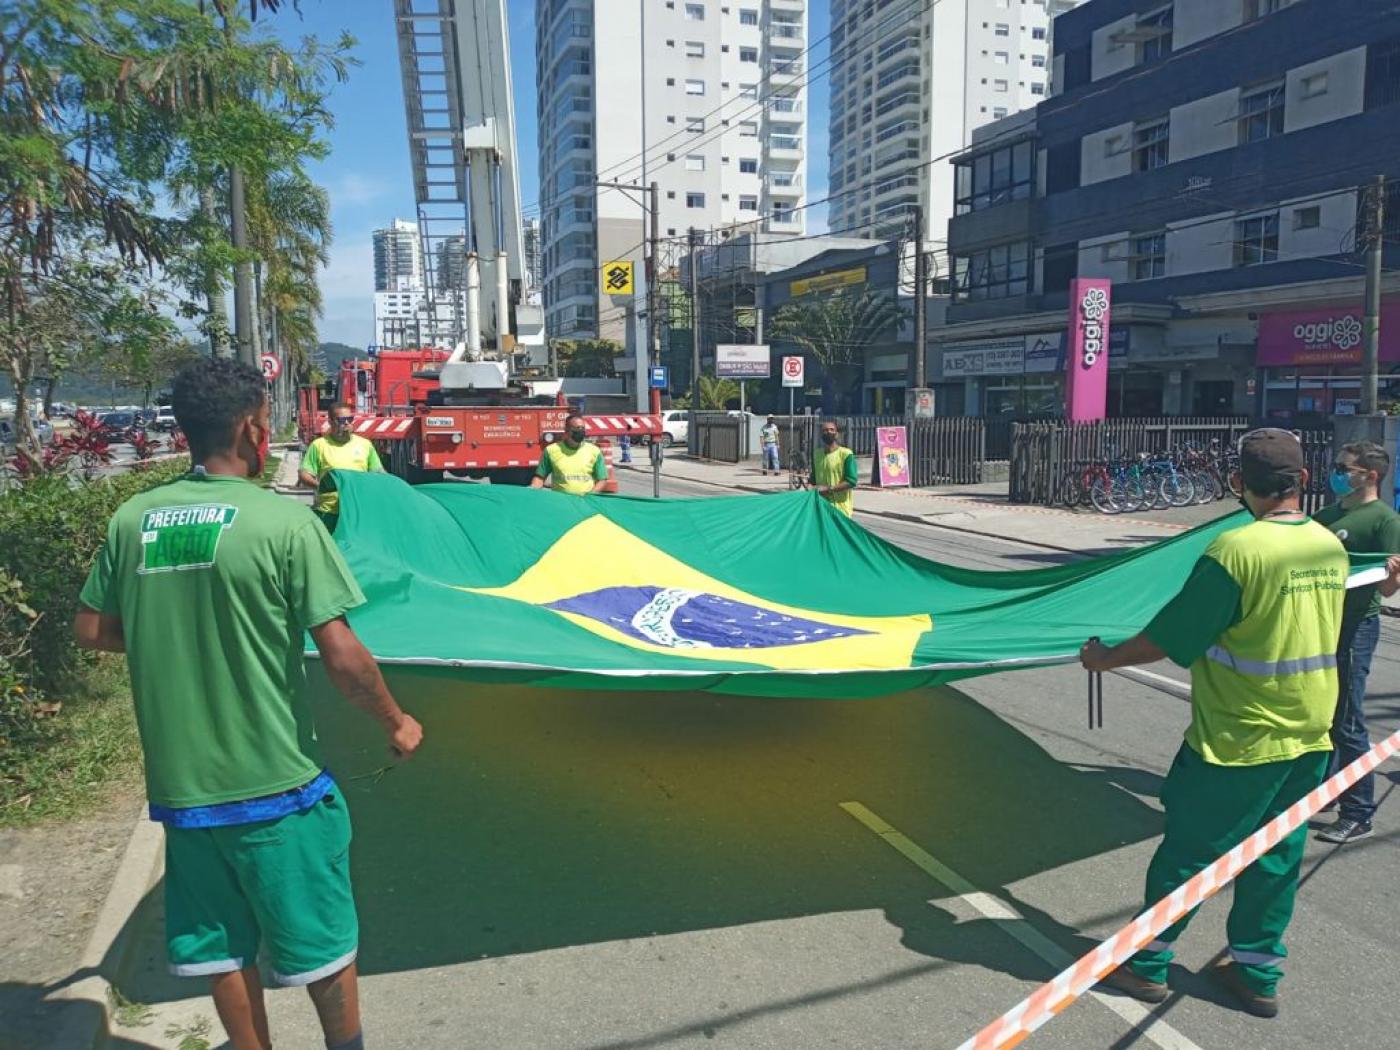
[{"left": 624, "top": 454, "right": 1232, "bottom": 554}]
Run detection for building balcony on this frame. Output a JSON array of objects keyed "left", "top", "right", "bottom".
[
  {"left": 765, "top": 213, "right": 802, "bottom": 234},
  {"left": 768, "top": 0, "right": 804, "bottom": 10},
  {"left": 767, "top": 172, "right": 802, "bottom": 197},
  {"left": 766, "top": 136, "right": 803, "bottom": 161}
]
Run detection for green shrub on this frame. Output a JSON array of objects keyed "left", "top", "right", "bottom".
[{"left": 0, "top": 459, "right": 189, "bottom": 690}]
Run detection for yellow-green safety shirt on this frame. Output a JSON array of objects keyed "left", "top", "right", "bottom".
[
  {"left": 812, "top": 444, "right": 859, "bottom": 517},
  {"left": 1145, "top": 517, "right": 1347, "bottom": 766},
  {"left": 302, "top": 434, "right": 383, "bottom": 514},
  {"left": 537, "top": 440, "right": 607, "bottom": 494}
]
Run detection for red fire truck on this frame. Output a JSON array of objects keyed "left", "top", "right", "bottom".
[{"left": 297, "top": 349, "right": 662, "bottom": 490}]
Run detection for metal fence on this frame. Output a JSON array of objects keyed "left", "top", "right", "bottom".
[{"left": 1009, "top": 417, "right": 1334, "bottom": 513}]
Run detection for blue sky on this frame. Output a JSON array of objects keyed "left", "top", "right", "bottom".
[{"left": 274, "top": 1, "right": 829, "bottom": 346}]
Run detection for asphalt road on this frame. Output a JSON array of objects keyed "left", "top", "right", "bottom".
[{"left": 112, "top": 469, "right": 1400, "bottom": 1050}]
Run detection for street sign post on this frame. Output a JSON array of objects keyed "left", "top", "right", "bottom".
[
  {"left": 781, "top": 355, "right": 804, "bottom": 454},
  {"left": 649, "top": 366, "right": 668, "bottom": 390},
  {"left": 260, "top": 354, "right": 282, "bottom": 381}
]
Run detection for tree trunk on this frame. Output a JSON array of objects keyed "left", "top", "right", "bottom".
[
  {"left": 5, "top": 352, "right": 40, "bottom": 464},
  {"left": 229, "top": 166, "right": 256, "bottom": 366},
  {"left": 200, "top": 185, "right": 232, "bottom": 357},
  {"left": 41, "top": 375, "right": 57, "bottom": 419}
]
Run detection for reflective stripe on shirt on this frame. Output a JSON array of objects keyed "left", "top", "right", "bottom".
[{"left": 1204, "top": 646, "right": 1337, "bottom": 677}]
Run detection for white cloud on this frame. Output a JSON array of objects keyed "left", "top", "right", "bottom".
[{"left": 326, "top": 173, "right": 394, "bottom": 209}]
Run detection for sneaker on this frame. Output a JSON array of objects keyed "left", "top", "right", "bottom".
[
  {"left": 1098, "top": 966, "right": 1169, "bottom": 1004},
  {"left": 1210, "top": 960, "right": 1278, "bottom": 1018},
  {"left": 1315, "top": 817, "right": 1374, "bottom": 844}
]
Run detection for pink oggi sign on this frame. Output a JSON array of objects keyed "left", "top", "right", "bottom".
[
  {"left": 876, "top": 426, "right": 910, "bottom": 488},
  {"left": 1257, "top": 303, "right": 1400, "bottom": 367},
  {"left": 1065, "top": 278, "right": 1111, "bottom": 422}
]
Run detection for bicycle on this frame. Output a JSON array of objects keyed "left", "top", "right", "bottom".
[{"left": 787, "top": 449, "right": 810, "bottom": 490}]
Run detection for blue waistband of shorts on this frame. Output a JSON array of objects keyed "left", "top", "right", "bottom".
[{"left": 151, "top": 770, "right": 336, "bottom": 829}]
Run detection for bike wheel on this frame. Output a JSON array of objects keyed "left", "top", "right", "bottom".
[
  {"left": 1059, "top": 469, "right": 1085, "bottom": 508},
  {"left": 1191, "top": 470, "right": 1215, "bottom": 504},
  {"left": 1089, "top": 479, "right": 1120, "bottom": 514},
  {"left": 1160, "top": 473, "right": 1194, "bottom": 508},
  {"left": 1117, "top": 478, "right": 1148, "bottom": 512}
]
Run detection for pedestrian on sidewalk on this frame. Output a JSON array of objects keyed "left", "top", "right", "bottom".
[
  {"left": 1312, "top": 441, "right": 1400, "bottom": 844},
  {"left": 75, "top": 357, "right": 423, "bottom": 1050},
  {"left": 1079, "top": 428, "right": 1346, "bottom": 1019},
  {"left": 532, "top": 413, "right": 609, "bottom": 494},
  {"left": 812, "top": 420, "right": 859, "bottom": 517},
  {"left": 760, "top": 415, "right": 781, "bottom": 475},
  {"left": 299, "top": 406, "right": 384, "bottom": 529}
]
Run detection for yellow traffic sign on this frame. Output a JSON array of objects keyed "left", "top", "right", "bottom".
[{"left": 601, "top": 260, "right": 634, "bottom": 296}]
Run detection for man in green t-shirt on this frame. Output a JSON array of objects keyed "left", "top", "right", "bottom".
[
  {"left": 1079, "top": 429, "right": 1348, "bottom": 1020},
  {"left": 75, "top": 357, "right": 423, "bottom": 1050},
  {"left": 1312, "top": 441, "right": 1400, "bottom": 844},
  {"left": 530, "top": 413, "right": 608, "bottom": 494},
  {"left": 810, "top": 420, "right": 859, "bottom": 517}
]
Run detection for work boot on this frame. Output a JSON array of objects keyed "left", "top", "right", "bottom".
[
  {"left": 1098, "top": 965, "right": 1169, "bottom": 1003},
  {"left": 1210, "top": 960, "right": 1278, "bottom": 1018}
]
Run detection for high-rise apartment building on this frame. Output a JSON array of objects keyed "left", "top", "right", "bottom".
[
  {"left": 372, "top": 218, "right": 423, "bottom": 293},
  {"left": 826, "top": 0, "right": 1083, "bottom": 250},
  {"left": 536, "top": 0, "right": 809, "bottom": 339}
]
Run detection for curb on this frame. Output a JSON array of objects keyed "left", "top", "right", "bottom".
[{"left": 47, "top": 814, "right": 164, "bottom": 1049}]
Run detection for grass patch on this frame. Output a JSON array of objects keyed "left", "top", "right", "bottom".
[
  {"left": 108, "top": 985, "right": 154, "bottom": 1028},
  {"left": 0, "top": 658, "right": 141, "bottom": 827}
]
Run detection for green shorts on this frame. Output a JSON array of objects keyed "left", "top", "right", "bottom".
[{"left": 163, "top": 791, "right": 358, "bottom": 986}]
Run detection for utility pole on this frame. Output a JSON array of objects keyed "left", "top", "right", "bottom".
[
  {"left": 912, "top": 204, "right": 927, "bottom": 390},
  {"left": 1363, "top": 174, "right": 1386, "bottom": 415},
  {"left": 688, "top": 226, "right": 701, "bottom": 456},
  {"left": 649, "top": 181, "right": 662, "bottom": 416}
]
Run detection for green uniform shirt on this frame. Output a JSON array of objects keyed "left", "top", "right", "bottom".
[
  {"left": 79, "top": 472, "right": 365, "bottom": 809},
  {"left": 812, "top": 444, "right": 859, "bottom": 517},
  {"left": 536, "top": 440, "right": 607, "bottom": 494},
  {"left": 1313, "top": 498, "right": 1400, "bottom": 624},
  {"left": 1146, "top": 517, "right": 1346, "bottom": 766},
  {"left": 302, "top": 433, "right": 383, "bottom": 514}
]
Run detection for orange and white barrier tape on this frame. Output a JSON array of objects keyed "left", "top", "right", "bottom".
[{"left": 958, "top": 727, "right": 1400, "bottom": 1050}]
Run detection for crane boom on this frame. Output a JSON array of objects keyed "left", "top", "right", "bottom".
[{"left": 394, "top": 0, "right": 540, "bottom": 360}]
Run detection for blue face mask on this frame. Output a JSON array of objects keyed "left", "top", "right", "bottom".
[{"left": 1330, "top": 470, "right": 1359, "bottom": 498}]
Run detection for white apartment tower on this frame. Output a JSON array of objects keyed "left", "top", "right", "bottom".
[
  {"left": 536, "top": 0, "right": 809, "bottom": 339},
  {"left": 827, "top": 0, "right": 1082, "bottom": 250},
  {"left": 372, "top": 218, "right": 423, "bottom": 293}
]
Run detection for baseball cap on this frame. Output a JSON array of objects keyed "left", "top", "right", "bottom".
[{"left": 1238, "top": 428, "right": 1304, "bottom": 494}]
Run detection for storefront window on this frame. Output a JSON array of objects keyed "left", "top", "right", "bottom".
[
  {"left": 983, "top": 376, "right": 1063, "bottom": 417},
  {"left": 953, "top": 241, "right": 1031, "bottom": 302}
]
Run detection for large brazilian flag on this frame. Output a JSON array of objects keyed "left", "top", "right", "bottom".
[{"left": 321, "top": 472, "right": 1383, "bottom": 699}]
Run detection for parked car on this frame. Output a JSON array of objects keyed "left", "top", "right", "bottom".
[
  {"left": 654, "top": 410, "right": 690, "bottom": 448},
  {"left": 96, "top": 410, "right": 138, "bottom": 441},
  {"left": 153, "top": 405, "right": 177, "bottom": 431},
  {"left": 0, "top": 416, "right": 54, "bottom": 448}
]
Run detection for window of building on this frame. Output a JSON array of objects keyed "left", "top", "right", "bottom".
[
  {"left": 771, "top": 204, "right": 795, "bottom": 224},
  {"left": 954, "top": 241, "right": 1031, "bottom": 301},
  {"left": 1031, "top": 27, "right": 1046, "bottom": 40},
  {"left": 1032, "top": 54, "right": 1046, "bottom": 68},
  {"left": 993, "top": 78, "right": 1009, "bottom": 92},
  {"left": 1042, "top": 242, "right": 1079, "bottom": 294},
  {"left": 954, "top": 139, "right": 1033, "bottom": 214},
  {"left": 1031, "top": 83, "right": 1045, "bottom": 95},
  {"left": 1133, "top": 118, "right": 1170, "bottom": 172},
  {"left": 1136, "top": 5, "right": 1173, "bottom": 64},
  {"left": 740, "top": 46, "right": 758, "bottom": 62},
  {"left": 994, "top": 23, "right": 1010, "bottom": 36},
  {"left": 739, "top": 195, "right": 758, "bottom": 211},
  {"left": 1293, "top": 205, "right": 1321, "bottom": 230},
  {"left": 687, "top": 117, "right": 705, "bottom": 133},
  {"left": 739, "top": 157, "right": 758, "bottom": 173},
  {"left": 685, "top": 2, "right": 704, "bottom": 19},
  {"left": 740, "top": 120, "right": 759, "bottom": 136},
  {"left": 993, "top": 107, "right": 1008, "bottom": 117},
  {"left": 1301, "top": 71, "right": 1329, "bottom": 99},
  {"left": 1366, "top": 36, "right": 1400, "bottom": 110},
  {"left": 1131, "top": 232, "right": 1166, "bottom": 280},
  {"left": 1239, "top": 82, "right": 1285, "bottom": 143},
  {"left": 686, "top": 191, "right": 706, "bottom": 208},
  {"left": 1234, "top": 212, "right": 1280, "bottom": 266},
  {"left": 685, "top": 78, "right": 705, "bottom": 95},
  {"left": 685, "top": 40, "right": 704, "bottom": 57},
  {"left": 1245, "top": 0, "right": 1294, "bottom": 19},
  {"left": 994, "top": 51, "right": 1009, "bottom": 64},
  {"left": 739, "top": 8, "right": 758, "bottom": 25},
  {"left": 685, "top": 154, "right": 705, "bottom": 171},
  {"left": 740, "top": 83, "right": 758, "bottom": 98}
]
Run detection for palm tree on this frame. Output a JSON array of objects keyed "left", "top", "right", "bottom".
[{"left": 769, "top": 290, "right": 908, "bottom": 413}]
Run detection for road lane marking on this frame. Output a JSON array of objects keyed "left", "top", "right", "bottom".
[
  {"left": 1113, "top": 667, "right": 1192, "bottom": 702},
  {"left": 839, "top": 801, "right": 1204, "bottom": 1050}
]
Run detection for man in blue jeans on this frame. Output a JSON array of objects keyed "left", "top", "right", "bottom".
[
  {"left": 760, "top": 415, "right": 781, "bottom": 475},
  {"left": 1313, "top": 441, "right": 1400, "bottom": 844}
]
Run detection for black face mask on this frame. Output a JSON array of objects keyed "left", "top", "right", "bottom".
[
  {"left": 568, "top": 428, "right": 586, "bottom": 443},
  {"left": 821, "top": 433, "right": 837, "bottom": 445}
]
